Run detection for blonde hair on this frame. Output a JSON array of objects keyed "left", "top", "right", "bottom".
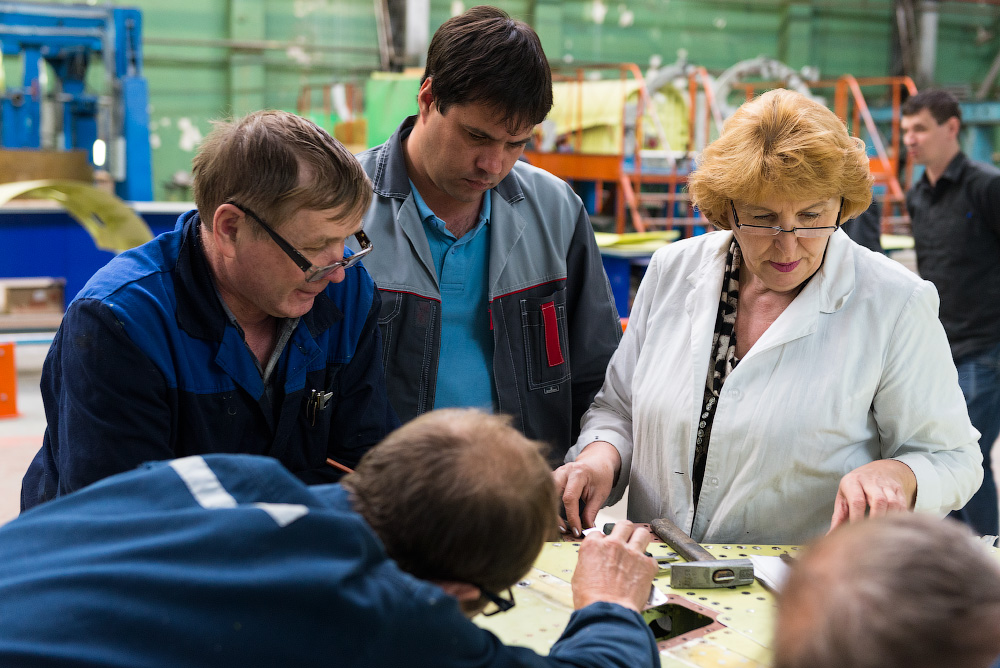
[{"left": 688, "top": 88, "right": 873, "bottom": 230}]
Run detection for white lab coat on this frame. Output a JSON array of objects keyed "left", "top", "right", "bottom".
[{"left": 568, "top": 229, "right": 982, "bottom": 544}]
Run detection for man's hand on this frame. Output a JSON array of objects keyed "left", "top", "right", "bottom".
[
  {"left": 829, "top": 459, "right": 917, "bottom": 532},
  {"left": 552, "top": 441, "right": 621, "bottom": 537},
  {"left": 571, "top": 521, "right": 658, "bottom": 612}
]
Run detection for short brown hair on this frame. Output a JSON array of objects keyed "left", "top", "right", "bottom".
[
  {"left": 423, "top": 6, "right": 553, "bottom": 133},
  {"left": 902, "top": 89, "right": 962, "bottom": 128},
  {"left": 342, "top": 409, "right": 557, "bottom": 592},
  {"left": 192, "top": 110, "right": 372, "bottom": 234},
  {"left": 688, "top": 88, "right": 873, "bottom": 230},
  {"left": 775, "top": 514, "right": 1000, "bottom": 668}
]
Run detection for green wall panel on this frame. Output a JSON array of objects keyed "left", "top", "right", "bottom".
[
  {"left": 810, "top": 9, "right": 895, "bottom": 80},
  {"left": 24, "top": 0, "right": 382, "bottom": 199},
  {"left": 10, "top": 0, "right": 1000, "bottom": 199}
]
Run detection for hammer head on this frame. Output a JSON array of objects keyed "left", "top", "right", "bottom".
[{"left": 669, "top": 558, "right": 755, "bottom": 589}]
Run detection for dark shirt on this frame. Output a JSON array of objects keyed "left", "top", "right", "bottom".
[
  {"left": 906, "top": 152, "right": 1000, "bottom": 360},
  {"left": 842, "top": 200, "right": 884, "bottom": 253}
]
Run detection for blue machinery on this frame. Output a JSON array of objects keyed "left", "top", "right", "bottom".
[{"left": 0, "top": 2, "right": 152, "bottom": 201}]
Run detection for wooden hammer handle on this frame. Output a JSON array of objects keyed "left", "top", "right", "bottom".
[{"left": 651, "top": 517, "right": 716, "bottom": 563}]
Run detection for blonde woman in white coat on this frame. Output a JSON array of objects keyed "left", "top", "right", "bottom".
[{"left": 555, "top": 89, "right": 982, "bottom": 544}]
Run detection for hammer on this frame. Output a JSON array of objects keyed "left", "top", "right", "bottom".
[{"left": 651, "top": 516, "right": 754, "bottom": 589}]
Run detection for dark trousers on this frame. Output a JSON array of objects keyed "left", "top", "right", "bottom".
[{"left": 950, "top": 340, "right": 1000, "bottom": 536}]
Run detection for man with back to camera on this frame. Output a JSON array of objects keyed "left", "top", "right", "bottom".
[
  {"left": 902, "top": 89, "right": 1000, "bottom": 536},
  {"left": 0, "top": 410, "right": 660, "bottom": 667},
  {"left": 21, "top": 110, "right": 398, "bottom": 511},
  {"left": 773, "top": 513, "right": 1000, "bottom": 668},
  {"left": 353, "top": 6, "right": 622, "bottom": 464}
]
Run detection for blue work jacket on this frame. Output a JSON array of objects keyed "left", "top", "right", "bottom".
[
  {"left": 1, "top": 454, "right": 658, "bottom": 667},
  {"left": 21, "top": 211, "right": 398, "bottom": 510}
]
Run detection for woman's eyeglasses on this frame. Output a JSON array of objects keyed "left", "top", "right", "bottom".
[{"left": 730, "top": 198, "right": 843, "bottom": 239}]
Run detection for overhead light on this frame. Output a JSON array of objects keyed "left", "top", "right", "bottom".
[{"left": 92, "top": 139, "right": 106, "bottom": 167}]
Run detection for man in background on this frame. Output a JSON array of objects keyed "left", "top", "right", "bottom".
[
  {"left": 22, "top": 110, "right": 397, "bottom": 510},
  {"left": 902, "top": 89, "right": 1000, "bottom": 535},
  {"left": 355, "top": 6, "right": 621, "bottom": 462},
  {"left": 0, "top": 410, "right": 659, "bottom": 667}
]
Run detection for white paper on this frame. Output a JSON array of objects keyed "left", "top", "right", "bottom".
[
  {"left": 749, "top": 555, "right": 791, "bottom": 594},
  {"left": 644, "top": 583, "right": 669, "bottom": 610}
]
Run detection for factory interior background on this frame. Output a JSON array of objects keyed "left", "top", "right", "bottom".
[
  {"left": 82, "top": 0, "right": 1000, "bottom": 202},
  {"left": 3, "top": 0, "right": 1000, "bottom": 520}
]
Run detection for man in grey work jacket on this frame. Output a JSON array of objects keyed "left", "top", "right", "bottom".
[{"left": 354, "top": 6, "right": 622, "bottom": 461}]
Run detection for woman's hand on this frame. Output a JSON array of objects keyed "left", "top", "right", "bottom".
[
  {"left": 829, "top": 459, "right": 917, "bottom": 532},
  {"left": 552, "top": 441, "right": 621, "bottom": 537}
]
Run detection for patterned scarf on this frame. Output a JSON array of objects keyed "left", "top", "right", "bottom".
[{"left": 692, "top": 239, "right": 742, "bottom": 509}]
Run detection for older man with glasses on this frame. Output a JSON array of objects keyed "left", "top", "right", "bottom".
[{"left": 21, "top": 110, "right": 399, "bottom": 511}]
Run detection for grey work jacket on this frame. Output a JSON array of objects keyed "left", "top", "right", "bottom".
[{"left": 355, "top": 117, "right": 622, "bottom": 461}]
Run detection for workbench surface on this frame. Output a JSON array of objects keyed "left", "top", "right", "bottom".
[{"left": 476, "top": 541, "right": 801, "bottom": 668}]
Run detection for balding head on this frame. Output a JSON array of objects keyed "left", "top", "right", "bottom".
[
  {"left": 774, "top": 514, "right": 1000, "bottom": 668},
  {"left": 342, "top": 409, "right": 557, "bottom": 592}
]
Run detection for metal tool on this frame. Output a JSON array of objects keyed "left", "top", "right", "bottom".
[
  {"left": 651, "top": 517, "right": 754, "bottom": 589},
  {"left": 599, "top": 524, "right": 678, "bottom": 567}
]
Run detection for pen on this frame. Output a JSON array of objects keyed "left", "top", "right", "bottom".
[{"left": 326, "top": 458, "right": 354, "bottom": 474}]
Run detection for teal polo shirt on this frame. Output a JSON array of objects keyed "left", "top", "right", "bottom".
[{"left": 410, "top": 183, "right": 496, "bottom": 411}]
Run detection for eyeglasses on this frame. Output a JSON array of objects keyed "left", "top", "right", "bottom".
[
  {"left": 227, "top": 201, "right": 373, "bottom": 283},
  {"left": 476, "top": 585, "right": 516, "bottom": 616},
  {"left": 730, "top": 198, "right": 843, "bottom": 238}
]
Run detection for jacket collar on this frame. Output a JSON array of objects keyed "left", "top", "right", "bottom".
[
  {"left": 687, "top": 228, "right": 855, "bottom": 311},
  {"left": 810, "top": 228, "right": 856, "bottom": 315},
  {"left": 938, "top": 150, "right": 968, "bottom": 186},
  {"left": 173, "top": 211, "right": 228, "bottom": 341},
  {"left": 916, "top": 151, "right": 967, "bottom": 194},
  {"left": 371, "top": 115, "right": 525, "bottom": 206},
  {"left": 686, "top": 229, "right": 856, "bottom": 360},
  {"left": 172, "top": 210, "right": 341, "bottom": 343}
]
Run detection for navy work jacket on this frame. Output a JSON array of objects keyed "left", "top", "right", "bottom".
[
  {"left": 21, "top": 211, "right": 398, "bottom": 510},
  {"left": 1, "top": 455, "right": 658, "bottom": 668}
]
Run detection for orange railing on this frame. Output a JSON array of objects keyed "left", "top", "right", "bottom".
[
  {"left": 525, "top": 62, "right": 668, "bottom": 233},
  {"left": 527, "top": 69, "right": 915, "bottom": 234}
]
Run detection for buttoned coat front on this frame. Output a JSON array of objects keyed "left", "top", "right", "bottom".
[{"left": 569, "top": 229, "right": 983, "bottom": 543}]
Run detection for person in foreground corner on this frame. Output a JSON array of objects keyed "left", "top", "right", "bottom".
[
  {"left": 0, "top": 410, "right": 659, "bottom": 668},
  {"left": 774, "top": 513, "right": 1000, "bottom": 668},
  {"left": 556, "top": 88, "right": 982, "bottom": 544}
]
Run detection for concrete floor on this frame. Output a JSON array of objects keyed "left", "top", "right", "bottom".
[
  {"left": 0, "top": 354, "right": 46, "bottom": 523},
  {"left": 0, "top": 373, "right": 42, "bottom": 523}
]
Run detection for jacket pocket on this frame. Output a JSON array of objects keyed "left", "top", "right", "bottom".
[
  {"left": 377, "top": 290, "right": 403, "bottom": 372},
  {"left": 520, "top": 289, "right": 571, "bottom": 390}
]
